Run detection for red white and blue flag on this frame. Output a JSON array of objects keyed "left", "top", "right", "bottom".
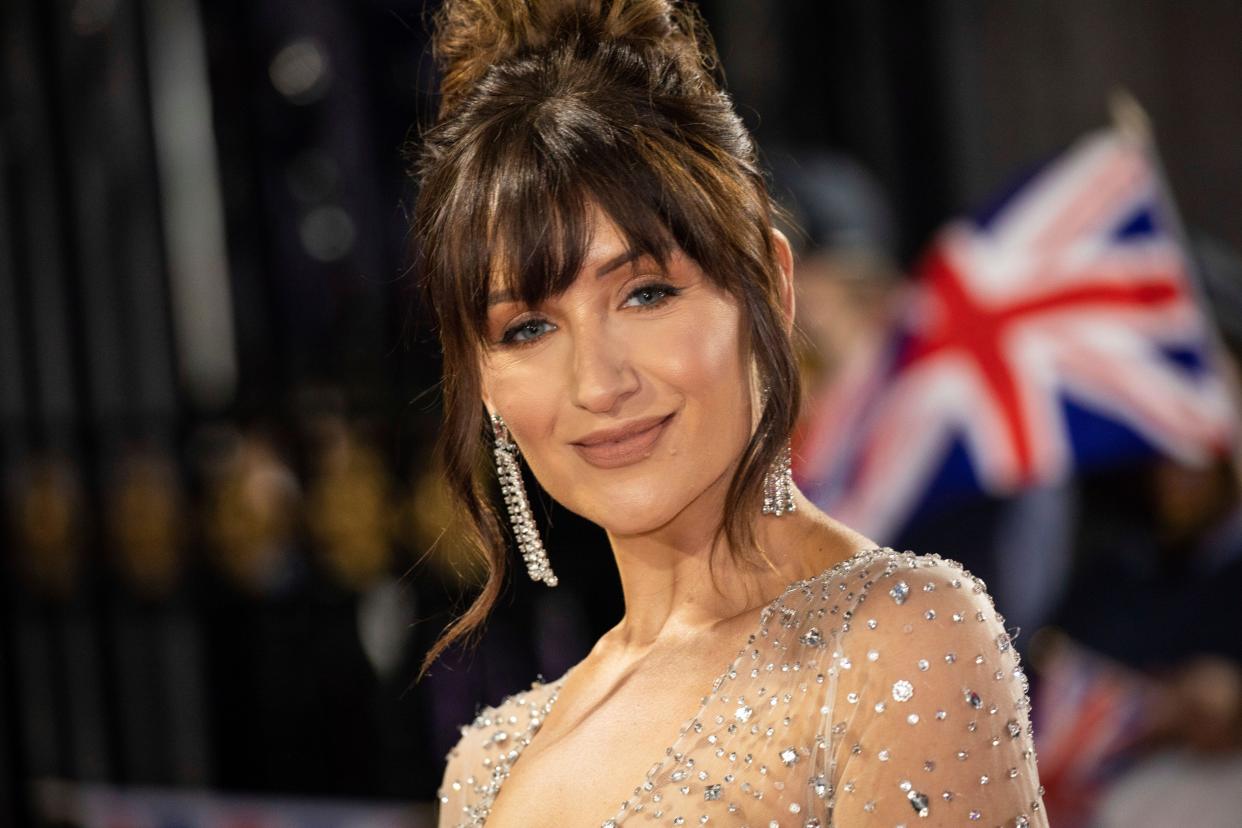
[
  {"left": 1029, "top": 635, "right": 1162, "bottom": 828},
  {"left": 793, "top": 128, "right": 1238, "bottom": 542}
]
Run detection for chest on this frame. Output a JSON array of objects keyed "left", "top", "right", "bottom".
[
  {"left": 480, "top": 654, "right": 832, "bottom": 827},
  {"left": 481, "top": 657, "right": 716, "bottom": 827}
]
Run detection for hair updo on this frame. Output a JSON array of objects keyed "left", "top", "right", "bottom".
[{"left": 412, "top": 0, "right": 800, "bottom": 674}]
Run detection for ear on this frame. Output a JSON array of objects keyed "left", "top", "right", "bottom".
[{"left": 772, "top": 227, "right": 796, "bottom": 334}]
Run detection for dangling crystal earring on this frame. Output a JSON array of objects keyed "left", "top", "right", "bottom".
[
  {"left": 762, "top": 441, "right": 797, "bottom": 516},
  {"left": 756, "top": 384, "right": 796, "bottom": 516},
  {"left": 491, "top": 413, "right": 558, "bottom": 587}
]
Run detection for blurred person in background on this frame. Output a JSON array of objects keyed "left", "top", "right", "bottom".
[{"left": 767, "top": 150, "right": 904, "bottom": 417}]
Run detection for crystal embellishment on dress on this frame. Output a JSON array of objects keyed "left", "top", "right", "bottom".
[
  {"left": 440, "top": 675, "right": 567, "bottom": 827},
  {"left": 799, "top": 627, "right": 824, "bottom": 648},
  {"left": 437, "top": 547, "right": 1048, "bottom": 827}
]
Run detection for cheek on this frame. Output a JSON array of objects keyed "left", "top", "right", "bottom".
[
  {"left": 481, "top": 355, "right": 563, "bottom": 444},
  {"left": 480, "top": 289, "right": 754, "bottom": 530},
  {"left": 624, "top": 292, "right": 754, "bottom": 486},
  {"left": 644, "top": 293, "right": 748, "bottom": 403}
]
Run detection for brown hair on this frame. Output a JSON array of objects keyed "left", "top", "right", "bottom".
[{"left": 412, "top": 0, "right": 799, "bottom": 675}]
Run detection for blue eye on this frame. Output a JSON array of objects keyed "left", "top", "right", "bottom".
[
  {"left": 502, "top": 317, "right": 554, "bottom": 344},
  {"left": 623, "top": 282, "right": 679, "bottom": 308}
]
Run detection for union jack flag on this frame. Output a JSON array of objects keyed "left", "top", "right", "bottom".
[
  {"left": 793, "top": 128, "right": 1238, "bottom": 542},
  {"left": 1030, "top": 634, "right": 1161, "bottom": 828}
]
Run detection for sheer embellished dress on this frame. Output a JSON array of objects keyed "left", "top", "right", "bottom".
[{"left": 437, "top": 546, "right": 1048, "bottom": 827}]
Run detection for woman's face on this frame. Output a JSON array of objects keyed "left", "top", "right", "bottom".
[{"left": 480, "top": 206, "right": 789, "bottom": 538}]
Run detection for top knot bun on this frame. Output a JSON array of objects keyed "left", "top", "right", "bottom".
[{"left": 431, "top": 0, "right": 714, "bottom": 120}]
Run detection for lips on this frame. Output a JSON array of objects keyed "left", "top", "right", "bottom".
[{"left": 571, "top": 413, "right": 674, "bottom": 469}]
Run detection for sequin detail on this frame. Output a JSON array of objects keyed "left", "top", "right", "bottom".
[{"left": 436, "top": 548, "right": 1048, "bottom": 826}]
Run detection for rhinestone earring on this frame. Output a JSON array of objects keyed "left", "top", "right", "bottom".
[
  {"left": 491, "top": 413, "right": 558, "bottom": 587},
  {"left": 762, "top": 441, "right": 797, "bottom": 516}
]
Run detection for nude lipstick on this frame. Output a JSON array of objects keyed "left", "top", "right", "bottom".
[{"left": 570, "top": 413, "right": 674, "bottom": 469}]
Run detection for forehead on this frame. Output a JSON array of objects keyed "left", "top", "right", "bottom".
[
  {"left": 547, "top": 203, "right": 634, "bottom": 277},
  {"left": 486, "top": 202, "right": 666, "bottom": 307}
]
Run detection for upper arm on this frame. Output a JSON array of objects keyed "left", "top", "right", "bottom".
[
  {"left": 433, "top": 679, "right": 559, "bottom": 827},
  {"left": 825, "top": 557, "right": 1047, "bottom": 827},
  {"left": 437, "top": 721, "right": 489, "bottom": 828}
]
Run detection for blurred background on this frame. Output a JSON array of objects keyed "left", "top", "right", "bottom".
[{"left": 2, "top": 1, "right": 1241, "bottom": 826}]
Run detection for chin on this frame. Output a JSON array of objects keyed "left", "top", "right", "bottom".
[
  {"left": 560, "top": 476, "right": 710, "bottom": 538},
  {"left": 593, "top": 510, "right": 679, "bottom": 538}
]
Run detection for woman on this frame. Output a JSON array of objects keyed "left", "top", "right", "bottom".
[{"left": 412, "top": 1, "right": 1046, "bottom": 825}]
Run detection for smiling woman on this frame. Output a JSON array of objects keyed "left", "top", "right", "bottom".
[
  {"left": 409, "top": 1, "right": 1046, "bottom": 826},
  {"left": 481, "top": 207, "right": 761, "bottom": 535}
]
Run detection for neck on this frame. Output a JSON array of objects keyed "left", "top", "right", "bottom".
[{"left": 603, "top": 481, "right": 873, "bottom": 651}]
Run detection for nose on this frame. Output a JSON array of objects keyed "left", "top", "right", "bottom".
[{"left": 569, "top": 325, "right": 639, "bottom": 414}]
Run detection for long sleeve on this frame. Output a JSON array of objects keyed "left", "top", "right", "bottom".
[{"left": 824, "top": 555, "right": 1046, "bottom": 826}]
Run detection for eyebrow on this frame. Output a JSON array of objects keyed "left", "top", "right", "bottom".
[{"left": 486, "top": 248, "right": 648, "bottom": 306}]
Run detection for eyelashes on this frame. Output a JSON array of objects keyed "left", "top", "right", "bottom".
[
  {"left": 497, "top": 281, "right": 682, "bottom": 347},
  {"left": 499, "top": 317, "right": 554, "bottom": 346},
  {"left": 622, "top": 282, "right": 679, "bottom": 309}
]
